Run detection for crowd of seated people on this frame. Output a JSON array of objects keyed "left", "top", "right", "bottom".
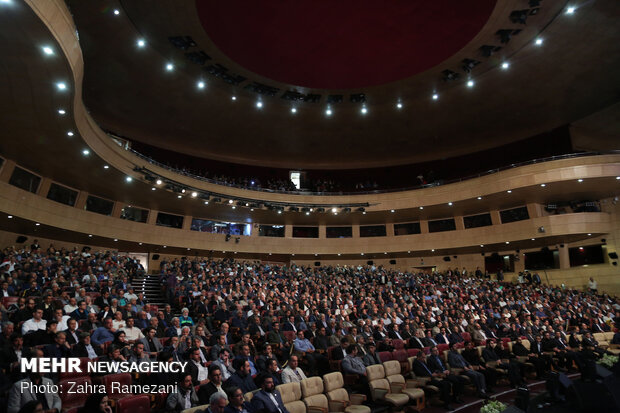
[{"left": 0, "top": 243, "right": 619, "bottom": 412}]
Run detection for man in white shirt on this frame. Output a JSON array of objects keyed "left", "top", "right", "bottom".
[
  {"left": 22, "top": 308, "right": 46, "bottom": 335},
  {"left": 281, "top": 355, "right": 307, "bottom": 383},
  {"left": 120, "top": 317, "right": 144, "bottom": 343}
]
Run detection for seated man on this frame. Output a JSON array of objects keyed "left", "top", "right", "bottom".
[
  {"left": 411, "top": 351, "right": 460, "bottom": 410},
  {"left": 224, "top": 359, "right": 257, "bottom": 394},
  {"left": 166, "top": 373, "right": 199, "bottom": 412},
  {"left": 281, "top": 355, "right": 307, "bottom": 383},
  {"left": 293, "top": 330, "right": 327, "bottom": 376},
  {"left": 251, "top": 373, "right": 290, "bottom": 413},
  {"left": 446, "top": 343, "right": 490, "bottom": 398},
  {"left": 198, "top": 365, "right": 225, "bottom": 405}
]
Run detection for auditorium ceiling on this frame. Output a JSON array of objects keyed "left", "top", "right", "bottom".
[{"left": 62, "top": 0, "right": 620, "bottom": 170}]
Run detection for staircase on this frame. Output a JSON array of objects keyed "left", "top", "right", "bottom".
[{"left": 132, "top": 273, "right": 166, "bottom": 306}]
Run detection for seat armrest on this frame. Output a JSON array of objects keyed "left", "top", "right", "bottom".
[
  {"left": 390, "top": 383, "right": 405, "bottom": 394},
  {"left": 307, "top": 406, "right": 328, "bottom": 413},
  {"left": 372, "top": 388, "right": 389, "bottom": 401},
  {"left": 450, "top": 367, "right": 464, "bottom": 375},
  {"left": 485, "top": 361, "right": 498, "bottom": 369},
  {"left": 349, "top": 394, "right": 366, "bottom": 405},
  {"left": 328, "top": 400, "right": 348, "bottom": 412},
  {"left": 405, "top": 379, "right": 420, "bottom": 388}
]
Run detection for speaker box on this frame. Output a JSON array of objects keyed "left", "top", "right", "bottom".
[
  {"left": 152, "top": 254, "right": 160, "bottom": 260},
  {"left": 314, "top": 261, "right": 320, "bottom": 266},
  {"left": 16, "top": 236, "right": 27, "bottom": 243},
  {"left": 389, "top": 259, "right": 396, "bottom": 265},
  {"left": 443, "top": 257, "right": 451, "bottom": 262},
  {"left": 608, "top": 252, "right": 618, "bottom": 259},
  {"left": 366, "top": 260, "right": 374, "bottom": 265}
]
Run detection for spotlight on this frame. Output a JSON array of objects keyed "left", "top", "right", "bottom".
[
  {"left": 228, "top": 199, "right": 233, "bottom": 204},
  {"left": 256, "top": 101, "right": 263, "bottom": 108},
  {"left": 477, "top": 196, "right": 482, "bottom": 200},
  {"left": 535, "top": 38, "right": 543, "bottom": 46},
  {"left": 57, "top": 109, "right": 66, "bottom": 115},
  {"left": 331, "top": 207, "right": 337, "bottom": 213},
  {"left": 7, "top": 215, "right": 12, "bottom": 219},
  {"left": 67, "top": 131, "right": 74, "bottom": 137},
  {"left": 501, "top": 62, "right": 510, "bottom": 69},
  {"left": 396, "top": 102, "right": 403, "bottom": 109},
  {"left": 291, "top": 107, "right": 297, "bottom": 113},
  {"left": 125, "top": 176, "right": 133, "bottom": 183},
  {"left": 566, "top": 6, "right": 575, "bottom": 14},
  {"left": 277, "top": 210, "right": 282, "bottom": 214},
  {"left": 35, "top": 223, "right": 40, "bottom": 226},
  {"left": 113, "top": 9, "right": 120, "bottom": 15},
  {"left": 390, "top": 209, "right": 395, "bottom": 213},
  {"left": 166, "top": 63, "right": 174, "bottom": 71},
  {"left": 361, "top": 107, "right": 367, "bottom": 114},
  {"left": 151, "top": 187, "right": 156, "bottom": 191},
  {"left": 419, "top": 206, "right": 424, "bottom": 210},
  {"left": 205, "top": 201, "right": 209, "bottom": 205},
  {"left": 231, "top": 96, "right": 237, "bottom": 101},
  {"left": 326, "top": 108, "right": 333, "bottom": 116},
  {"left": 507, "top": 190, "right": 512, "bottom": 193},
  {"left": 540, "top": 183, "right": 546, "bottom": 187},
  {"left": 103, "top": 165, "right": 109, "bottom": 169},
  {"left": 432, "top": 93, "right": 439, "bottom": 100},
  {"left": 137, "top": 39, "right": 146, "bottom": 48},
  {"left": 156, "top": 179, "right": 162, "bottom": 185},
  {"left": 82, "top": 149, "right": 90, "bottom": 156},
  {"left": 191, "top": 192, "right": 198, "bottom": 198},
  {"left": 42, "top": 46, "right": 54, "bottom": 55},
  {"left": 577, "top": 179, "right": 583, "bottom": 183},
  {"left": 448, "top": 202, "right": 453, "bottom": 206},
  {"left": 197, "top": 81, "right": 205, "bottom": 89},
  {"left": 467, "top": 80, "right": 474, "bottom": 88},
  {"left": 56, "top": 82, "right": 67, "bottom": 90}
]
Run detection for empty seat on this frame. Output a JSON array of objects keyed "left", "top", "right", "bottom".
[
  {"left": 116, "top": 394, "right": 151, "bottom": 413},
  {"left": 392, "top": 339, "right": 404, "bottom": 350},
  {"left": 323, "top": 372, "right": 370, "bottom": 413},
  {"left": 406, "top": 348, "right": 419, "bottom": 358},
  {"left": 367, "top": 364, "right": 409, "bottom": 409},
  {"left": 277, "top": 382, "right": 306, "bottom": 413},
  {"left": 392, "top": 349, "right": 410, "bottom": 374},
  {"left": 378, "top": 351, "right": 393, "bottom": 363},
  {"left": 383, "top": 360, "right": 425, "bottom": 410},
  {"left": 301, "top": 377, "right": 330, "bottom": 413}
]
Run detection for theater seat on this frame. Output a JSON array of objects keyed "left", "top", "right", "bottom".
[
  {"left": 103, "top": 373, "right": 133, "bottom": 401},
  {"left": 58, "top": 357, "right": 91, "bottom": 380},
  {"left": 116, "top": 394, "right": 151, "bottom": 413},
  {"left": 277, "top": 382, "right": 306, "bottom": 413},
  {"left": 59, "top": 377, "right": 91, "bottom": 410},
  {"left": 301, "top": 377, "right": 330, "bottom": 413},
  {"left": 323, "top": 372, "right": 370, "bottom": 413},
  {"left": 383, "top": 360, "right": 425, "bottom": 410},
  {"left": 182, "top": 405, "right": 209, "bottom": 413},
  {"left": 367, "top": 364, "right": 409, "bottom": 409},
  {"left": 378, "top": 351, "right": 393, "bottom": 363}
]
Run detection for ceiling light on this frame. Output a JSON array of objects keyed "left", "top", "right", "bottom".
[
  {"left": 419, "top": 206, "right": 423, "bottom": 210},
  {"left": 56, "top": 82, "right": 67, "bottom": 90},
  {"left": 88, "top": 234, "right": 92, "bottom": 238},
  {"left": 325, "top": 108, "right": 332, "bottom": 116},
  {"left": 103, "top": 165, "right": 109, "bottom": 169},
  {"left": 177, "top": 195, "right": 182, "bottom": 199},
  {"left": 396, "top": 102, "right": 403, "bottom": 109},
  {"left": 255, "top": 101, "right": 263, "bottom": 108},
  {"left": 407, "top": 251, "right": 411, "bottom": 253},
  {"left": 35, "top": 223, "right": 40, "bottom": 226},
  {"left": 156, "top": 179, "right": 162, "bottom": 185},
  {"left": 361, "top": 107, "right": 367, "bottom": 114},
  {"left": 204, "top": 201, "right": 209, "bottom": 205},
  {"left": 125, "top": 176, "right": 132, "bottom": 183},
  {"left": 165, "top": 63, "right": 174, "bottom": 71},
  {"left": 384, "top": 252, "right": 387, "bottom": 255},
  {"left": 181, "top": 189, "right": 186, "bottom": 193},
  {"left": 531, "top": 238, "right": 535, "bottom": 241},
  {"left": 361, "top": 253, "right": 364, "bottom": 256},
  {"left": 138, "top": 242, "right": 143, "bottom": 245},
  {"left": 505, "top": 241, "right": 510, "bottom": 244},
  {"left": 291, "top": 107, "right": 297, "bottom": 113},
  {"left": 232, "top": 206, "right": 236, "bottom": 209},
  {"left": 113, "top": 9, "right": 120, "bottom": 15},
  {"left": 151, "top": 187, "right": 156, "bottom": 191},
  {"left": 231, "top": 96, "right": 237, "bottom": 101},
  {"left": 566, "top": 6, "right": 575, "bottom": 14},
  {"left": 197, "top": 81, "right": 205, "bottom": 89},
  {"left": 448, "top": 202, "right": 453, "bottom": 206},
  {"left": 250, "top": 208, "right": 254, "bottom": 211},
  {"left": 501, "top": 62, "right": 510, "bottom": 69},
  {"left": 432, "top": 93, "right": 439, "bottom": 100},
  {"left": 57, "top": 109, "right": 66, "bottom": 115},
  {"left": 338, "top": 253, "right": 341, "bottom": 256},
  {"left": 616, "top": 176, "right": 620, "bottom": 180},
  {"left": 7, "top": 215, "right": 12, "bottom": 219},
  {"left": 540, "top": 183, "right": 546, "bottom": 187},
  {"left": 587, "top": 233, "right": 592, "bottom": 236},
  {"left": 507, "top": 190, "right": 512, "bottom": 193},
  {"left": 431, "top": 249, "right": 435, "bottom": 252},
  {"left": 277, "top": 210, "right": 282, "bottom": 214},
  {"left": 477, "top": 196, "right": 482, "bottom": 200},
  {"left": 362, "top": 211, "right": 366, "bottom": 215},
  {"left": 466, "top": 80, "right": 474, "bottom": 88},
  {"left": 535, "top": 38, "right": 543, "bottom": 46},
  {"left": 305, "top": 212, "right": 309, "bottom": 215},
  {"left": 191, "top": 192, "right": 198, "bottom": 198},
  {"left": 331, "top": 207, "right": 337, "bottom": 213},
  {"left": 480, "top": 244, "right": 484, "bottom": 247},
  {"left": 390, "top": 209, "right": 395, "bottom": 213},
  {"left": 137, "top": 39, "right": 146, "bottom": 48},
  {"left": 163, "top": 245, "right": 166, "bottom": 248},
  {"left": 82, "top": 149, "right": 89, "bottom": 156},
  {"left": 228, "top": 199, "right": 233, "bottom": 204},
  {"left": 42, "top": 46, "right": 54, "bottom": 55},
  {"left": 577, "top": 179, "right": 583, "bottom": 183},
  {"left": 67, "top": 131, "right": 74, "bottom": 137}
]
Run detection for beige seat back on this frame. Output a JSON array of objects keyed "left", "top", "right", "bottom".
[
  {"left": 244, "top": 389, "right": 258, "bottom": 403},
  {"left": 604, "top": 332, "right": 614, "bottom": 341},
  {"left": 182, "top": 405, "right": 209, "bottom": 413},
  {"left": 594, "top": 333, "right": 606, "bottom": 343},
  {"left": 383, "top": 360, "right": 405, "bottom": 385},
  {"left": 323, "top": 372, "right": 349, "bottom": 402},
  {"left": 521, "top": 340, "right": 531, "bottom": 350},
  {"left": 277, "top": 382, "right": 306, "bottom": 413},
  {"left": 301, "top": 377, "right": 328, "bottom": 410},
  {"left": 366, "top": 364, "right": 385, "bottom": 381}
]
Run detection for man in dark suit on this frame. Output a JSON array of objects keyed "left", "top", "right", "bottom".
[
  {"left": 435, "top": 327, "right": 450, "bottom": 345},
  {"left": 197, "top": 365, "right": 225, "bottom": 405},
  {"left": 446, "top": 344, "right": 489, "bottom": 397},
  {"left": 332, "top": 338, "right": 348, "bottom": 361},
  {"left": 409, "top": 334, "right": 426, "bottom": 349},
  {"left": 251, "top": 374, "right": 290, "bottom": 413},
  {"left": 44, "top": 332, "right": 71, "bottom": 358},
  {"left": 224, "top": 359, "right": 257, "bottom": 394},
  {"left": 64, "top": 318, "right": 80, "bottom": 346},
  {"left": 411, "top": 351, "right": 459, "bottom": 410}
]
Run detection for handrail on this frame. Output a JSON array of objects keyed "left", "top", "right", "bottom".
[{"left": 118, "top": 135, "right": 614, "bottom": 196}]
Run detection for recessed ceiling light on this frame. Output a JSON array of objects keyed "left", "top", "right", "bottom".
[
  {"left": 256, "top": 101, "right": 263, "bottom": 108},
  {"left": 448, "top": 202, "right": 453, "bottom": 206},
  {"left": 103, "top": 165, "right": 109, "bottom": 169},
  {"left": 82, "top": 149, "right": 89, "bottom": 156},
  {"left": 384, "top": 252, "right": 387, "bottom": 255},
  {"left": 305, "top": 212, "right": 309, "bottom": 215},
  {"left": 338, "top": 253, "right": 341, "bottom": 256},
  {"left": 113, "top": 9, "right": 120, "bottom": 15},
  {"left": 587, "top": 233, "right": 592, "bottom": 236},
  {"left": 331, "top": 207, "right": 337, "bottom": 213},
  {"left": 191, "top": 192, "right": 198, "bottom": 198},
  {"left": 187, "top": 248, "right": 191, "bottom": 251},
  {"left": 326, "top": 108, "right": 333, "bottom": 116},
  {"left": 42, "top": 46, "right": 54, "bottom": 55},
  {"left": 396, "top": 102, "right": 403, "bottom": 109},
  {"left": 204, "top": 201, "right": 209, "bottom": 205},
  {"left": 390, "top": 209, "right": 395, "bottom": 213},
  {"left": 56, "top": 82, "right": 67, "bottom": 90},
  {"left": 577, "top": 179, "right": 583, "bottom": 183},
  {"left": 419, "top": 206, "right": 423, "bottom": 210},
  {"left": 57, "top": 109, "right": 66, "bottom": 115},
  {"left": 197, "top": 81, "right": 205, "bottom": 89},
  {"left": 432, "top": 93, "right": 439, "bottom": 100},
  {"left": 531, "top": 238, "right": 535, "bottom": 241},
  {"left": 139, "top": 242, "right": 143, "bottom": 245},
  {"left": 535, "top": 38, "right": 543, "bottom": 46},
  {"left": 540, "top": 183, "right": 546, "bottom": 187},
  {"left": 361, "top": 107, "right": 367, "bottom": 114},
  {"left": 362, "top": 211, "right": 366, "bottom": 215},
  {"left": 505, "top": 241, "right": 510, "bottom": 244},
  {"left": 231, "top": 96, "right": 237, "bottom": 101},
  {"left": 507, "top": 190, "right": 512, "bottom": 193},
  {"left": 277, "top": 210, "right": 282, "bottom": 214},
  {"left": 228, "top": 199, "right": 233, "bottom": 204},
  {"left": 361, "top": 253, "right": 364, "bottom": 256},
  {"left": 151, "top": 187, "right": 156, "bottom": 191},
  {"left": 125, "top": 176, "right": 132, "bottom": 182},
  {"left": 291, "top": 107, "right": 297, "bottom": 113},
  {"left": 232, "top": 206, "right": 236, "bottom": 209},
  {"left": 35, "top": 223, "right": 40, "bottom": 226},
  {"left": 466, "top": 80, "right": 474, "bottom": 88},
  {"left": 165, "top": 63, "right": 174, "bottom": 71},
  {"left": 431, "top": 249, "right": 435, "bottom": 252},
  {"left": 181, "top": 189, "right": 186, "bottom": 193},
  {"left": 566, "top": 6, "right": 575, "bottom": 14},
  {"left": 250, "top": 208, "right": 254, "bottom": 211},
  {"left": 88, "top": 234, "right": 92, "bottom": 237},
  {"left": 156, "top": 179, "right": 162, "bottom": 185},
  {"left": 616, "top": 176, "right": 620, "bottom": 180},
  {"left": 137, "top": 39, "right": 146, "bottom": 48},
  {"left": 113, "top": 238, "right": 118, "bottom": 242},
  {"left": 177, "top": 195, "right": 182, "bottom": 199},
  {"left": 407, "top": 251, "right": 411, "bottom": 253},
  {"left": 163, "top": 245, "right": 166, "bottom": 248},
  {"left": 480, "top": 244, "right": 484, "bottom": 247},
  {"left": 501, "top": 62, "right": 510, "bottom": 69},
  {"left": 477, "top": 196, "right": 482, "bottom": 200},
  {"left": 7, "top": 215, "right": 12, "bottom": 219}
]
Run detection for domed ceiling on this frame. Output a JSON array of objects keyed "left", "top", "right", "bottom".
[{"left": 67, "top": 0, "right": 620, "bottom": 169}]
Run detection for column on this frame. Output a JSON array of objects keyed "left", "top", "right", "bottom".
[
  {"left": 75, "top": 191, "right": 88, "bottom": 210},
  {"left": 558, "top": 244, "right": 570, "bottom": 269},
  {"left": 455, "top": 216, "right": 465, "bottom": 231},
  {"left": 318, "top": 224, "right": 326, "bottom": 238},
  {"left": 420, "top": 220, "right": 429, "bottom": 234},
  {"left": 386, "top": 223, "right": 395, "bottom": 237},
  {"left": 36, "top": 177, "right": 52, "bottom": 197},
  {"left": 490, "top": 210, "right": 501, "bottom": 225}
]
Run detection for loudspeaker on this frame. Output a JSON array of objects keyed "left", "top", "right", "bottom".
[
  {"left": 16, "top": 236, "right": 27, "bottom": 243},
  {"left": 314, "top": 261, "right": 320, "bottom": 266},
  {"left": 601, "top": 238, "right": 606, "bottom": 243},
  {"left": 608, "top": 252, "right": 618, "bottom": 259},
  {"left": 152, "top": 254, "right": 160, "bottom": 260},
  {"left": 367, "top": 260, "right": 373, "bottom": 265},
  {"left": 389, "top": 259, "right": 396, "bottom": 265},
  {"left": 443, "top": 257, "right": 451, "bottom": 262}
]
